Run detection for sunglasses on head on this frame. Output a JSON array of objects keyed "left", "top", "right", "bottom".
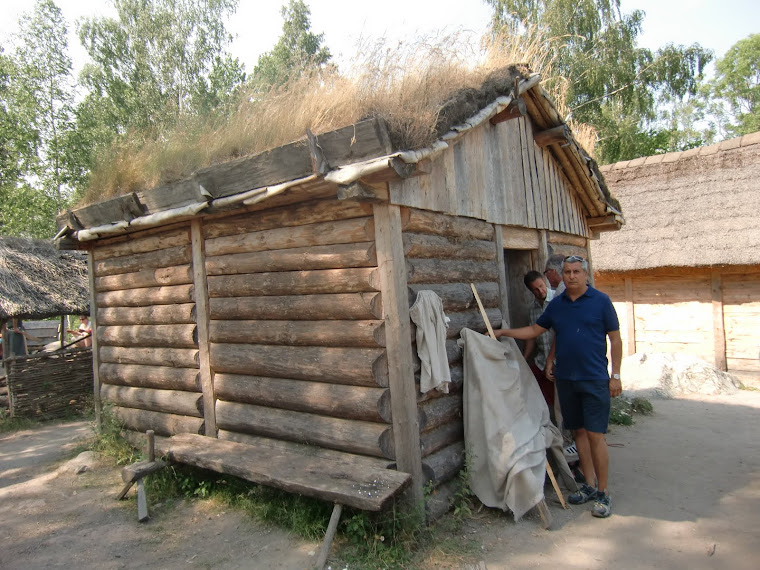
[{"left": 564, "top": 255, "right": 585, "bottom": 263}]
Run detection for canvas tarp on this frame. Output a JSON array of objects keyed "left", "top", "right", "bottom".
[{"left": 460, "top": 328, "right": 576, "bottom": 520}]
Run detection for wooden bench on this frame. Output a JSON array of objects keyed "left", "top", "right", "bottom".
[{"left": 166, "top": 433, "right": 411, "bottom": 568}]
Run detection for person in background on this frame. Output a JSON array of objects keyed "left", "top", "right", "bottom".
[
  {"left": 6, "top": 318, "right": 40, "bottom": 357},
  {"left": 494, "top": 256, "right": 622, "bottom": 518},
  {"left": 544, "top": 254, "right": 566, "bottom": 295},
  {"left": 521, "top": 270, "right": 555, "bottom": 412},
  {"left": 67, "top": 315, "right": 92, "bottom": 348}
]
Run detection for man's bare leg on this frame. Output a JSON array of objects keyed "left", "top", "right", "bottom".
[
  {"left": 573, "top": 428, "right": 596, "bottom": 488},
  {"left": 587, "top": 431, "right": 609, "bottom": 492}
]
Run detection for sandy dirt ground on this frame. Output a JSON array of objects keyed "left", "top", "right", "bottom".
[{"left": 1, "top": 391, "right": 759, "bottom": 569}]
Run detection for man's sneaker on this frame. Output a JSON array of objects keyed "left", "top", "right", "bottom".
[
  {"left": 592, "top": 491, "right": 612, "bottom": 518},
  {"left": 563, "top": 443, "right": 578, "bottom": 463},
  {"left": 568, "top": 483, "right": 598, "bottom": 505}
]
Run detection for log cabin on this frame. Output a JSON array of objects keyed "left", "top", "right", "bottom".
[
  {"left": 54, "top": 66, "right": 623, "bottom": 520},
  {"left": 592, "top": 132, "right": 760, "bottom": 388}
]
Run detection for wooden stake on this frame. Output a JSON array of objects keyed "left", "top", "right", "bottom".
[
  {"left": 470, "top": 284, "right": 496, "bottom": 339},
  {"left": 545, "top": 460, "right": 567, "bottom": 509}
]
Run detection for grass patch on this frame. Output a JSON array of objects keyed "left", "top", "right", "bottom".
[
  {"left": 88, "top": 406, "right": 139, "bottom": 466},
  {"left": 610, "top": 395, "right": 654, "bottom": 426},
  {"left": 0, "top": 407, "right": 39, "bottom": 433}
]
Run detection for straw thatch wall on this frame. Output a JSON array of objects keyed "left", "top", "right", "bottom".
[
  {"left": 0, "top": 237, "right": 89, "bottom": 320},
  {"left": 592, "top": 133, "right": 760, "bottom": 384}
]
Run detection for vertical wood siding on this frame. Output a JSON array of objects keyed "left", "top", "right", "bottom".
[{"left": 390, "top": 118, "right": 589, "bottom": 237}]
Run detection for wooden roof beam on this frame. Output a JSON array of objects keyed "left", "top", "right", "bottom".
[
  {"left": 489, "top": 98, "right": 527, "bottom": 125},
  {"left": 534, "top": 125, "right": 571, "bottom": 148},
  {"left": 337, "top": 181, "right": 389, "bottom": 202}
]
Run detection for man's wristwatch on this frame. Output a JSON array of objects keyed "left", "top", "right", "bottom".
[{"left": 611, "top": 373, "right": 621, "bottom": 380}]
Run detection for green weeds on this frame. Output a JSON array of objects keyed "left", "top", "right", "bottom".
[{"left": 610, "top": 395, "right": 654, "bottom": 426}]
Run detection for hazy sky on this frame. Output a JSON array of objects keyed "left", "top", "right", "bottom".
[{"left": 0, "top": 0, "right": 758, "bottom": 75}]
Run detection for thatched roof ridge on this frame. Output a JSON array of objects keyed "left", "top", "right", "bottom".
[
  {"left": 0, "top": 237, "right": 89, "bottom": 320},
  {"left": 592, "top": 132, "right": 760, "bottom": 272}
]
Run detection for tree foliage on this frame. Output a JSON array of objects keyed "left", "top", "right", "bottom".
[
  {"left": 77, "top": 0, "right": 245, "bottom": 137},
  {"left": 252, "top": 0, "right": 331, "bottom": 89},
  {"left": 486, "top": 0, "right": 712, "bottom": 163},
  {"left": 709, "top": 33, "right": 760, "bottom": 137},
  {"left": 0, "top": 0, "right": 79, "bottom": 238}
]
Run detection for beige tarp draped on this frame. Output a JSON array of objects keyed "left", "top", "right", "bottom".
[{"left": 460, "top": 328, "right": 576, "bottom": 520}]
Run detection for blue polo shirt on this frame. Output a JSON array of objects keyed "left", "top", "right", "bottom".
[{"left": 536, "top": 286, "right": 619, "bottom": 381}]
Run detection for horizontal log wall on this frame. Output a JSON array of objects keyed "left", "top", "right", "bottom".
[
  {"left": 6, "top": 348, "right": 93, "bottom": 419},
  {"left": 389, "top": 119, "right": 589, "bottom": 237},
  {"left": 596, "top": 267, "right": 760, "bottom": 377},
  {"left": 401, "top": 208, "right": 502, "bottom": 489},
  {"left": 203, "top": 198, "right": 395, "bottom": 459},
  {"left": 94, "top": 225, "right": 202, "bottom": 437}
]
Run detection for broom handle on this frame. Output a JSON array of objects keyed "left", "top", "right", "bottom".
[{"left": 470, "top": 283, "right": 496, "bottom": 340}]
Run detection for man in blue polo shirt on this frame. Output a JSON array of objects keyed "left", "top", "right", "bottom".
[{"left": 494, "top": 256, "right": 622, "bottom": 518}]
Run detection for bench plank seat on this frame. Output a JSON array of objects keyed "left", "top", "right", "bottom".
[{"left": 167, "top": 433, "right": 411, "bottom": 511}]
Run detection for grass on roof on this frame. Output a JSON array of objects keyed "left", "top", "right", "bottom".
[{"left": 82, "top": 28, "right": 596, "bottom": 206}]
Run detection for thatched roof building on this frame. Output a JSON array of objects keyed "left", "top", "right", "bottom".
[
  {"left": 0, "top": 237, "right": 89, "bottom": 320},
  {"left": 593, "top": 132, "right": 760, "bottom": 272},
  {"left": 591, "top": 132, "right": 760, "bottom": 386}
]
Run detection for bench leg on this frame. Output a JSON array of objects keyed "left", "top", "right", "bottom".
[
  {"left": 116, "top": 480, "right": 134, "bottom": 501},
  {"left": 137, "top": 479, "right": 149, "bottom": 522},
  {"left": 313, "top": 503, "right": 343, "bottom": 570}
]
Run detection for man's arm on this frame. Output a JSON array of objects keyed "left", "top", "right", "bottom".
[
  {"left": 523, "top": 337, "right": 536, "bottom": 361},
  {"left": 493, "top": 323, "right": 547, "bottom": 340},
  {"left": 608, "top": 329, "right": 623, "bottom": 397},
  {"left": 545, "top": 338, "right": 556, "bottom": 381}
]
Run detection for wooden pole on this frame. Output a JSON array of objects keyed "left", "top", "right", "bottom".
[
  {"left": 494, "top": 225, "right": 510, "bottom": 327},
  {"left": 88, "top": 250, "right": 102, "bottom": 432},
  {"left": 711, "top": 269, "right": 727, "bottom": 371},
  {"left": 313, "top": 503, "right": 342, "bottom": 570},
  {"left": 624, "top": 277, "right": 636, "bottom": 356},
  {"left": 373, "top": 203, "right": 425, "bottom": 510},
  {"left": 191, "top": 219, "right": 218, "bottom": 437},
  {"left": 470, "top": 284, "right": 495, "bottom": 339}
]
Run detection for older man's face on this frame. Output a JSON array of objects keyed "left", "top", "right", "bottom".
[
  {"left": 528, "top": 277, "right": 548, "bottom": 302},
  {"left": 562, "top": 261, "right": 588, "bottom": 292},
  {"left": 544, "top": 268, "right": 561, "bottom": 287}
]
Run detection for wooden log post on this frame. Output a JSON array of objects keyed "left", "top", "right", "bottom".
[
  {"left": 494, "top": 224, "right": 510, "bottom": 326},
  {"left": 624, "top": 277, "right": 636, "bottom": 356},
  {"left": 88, "top": 250, "right": 102, "bottom": 431},
  {"left": 191, "top": 219, "right": 217, "bottom": 436},
  {"left": 373, "top": 203, "right": 425, "bottom": 511},
  {"left": 711, "top": 269, "right": 727, "bottom": 371}
]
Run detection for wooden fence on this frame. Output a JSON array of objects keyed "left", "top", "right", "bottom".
[{"left": 5, "top": 347, "right": 93, "bottom": 419}]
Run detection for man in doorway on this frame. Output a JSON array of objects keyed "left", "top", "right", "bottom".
[
  {"left": 521, "top": 270, "right": 555, "bottom": 411},
  {"left": 494, "top": 255, "right": 622, "bottom": 518},
  {"left": 544, "top": 254, "right": 566, "bottom": 295}
]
